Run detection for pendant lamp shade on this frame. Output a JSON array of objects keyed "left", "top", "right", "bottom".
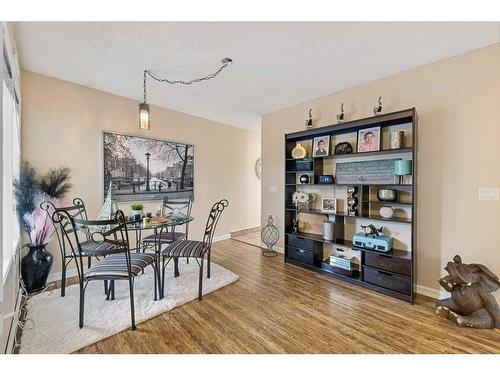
[{"left": 139, "top": 103, "right": 150, "bottom": 130}]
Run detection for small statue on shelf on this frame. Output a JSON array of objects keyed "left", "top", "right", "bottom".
[
  {"left": 360, "top": 224, "right": 383, "bottom": 237},
  {"left": 336, "top": 102, "right": 345, "bottom": 123},
  {"left": 373, "top": 96, "right": 382, "bottom": 115},
  {"left": 436, "top": 255, "right": 499, "bottom": 329},
  {"left": 305, "top": 109, "right": 313, "bottom": 129}
]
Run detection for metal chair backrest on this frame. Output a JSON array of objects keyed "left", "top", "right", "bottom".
[
  {"left": 41, "top": 197, "right": 89, "bottom": 260},
  {"left": 52, "top": 209, "right": 131, "bottom": 282},
  {"left": 202, "top": 199, "right": 229, "bottom": 248},
  {"left": 161, "top": 195, "right": 194, "bottom": 238}
]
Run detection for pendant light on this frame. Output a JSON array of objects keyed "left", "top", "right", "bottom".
[{"left": 139, "top": 58, "right": 232, "bottom": 130}]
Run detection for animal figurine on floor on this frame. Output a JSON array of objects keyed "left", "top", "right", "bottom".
[{"left": 435, "top": 255, "right": 499, "bottom": 329}]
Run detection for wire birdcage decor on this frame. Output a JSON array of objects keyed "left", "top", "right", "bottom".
[{"left": 261, "top": 215, "right": 279, "bottom": 257}]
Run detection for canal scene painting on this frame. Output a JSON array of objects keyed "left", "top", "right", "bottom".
[{"left": 103, "top": 132, "right": 194, "bottom": 202}]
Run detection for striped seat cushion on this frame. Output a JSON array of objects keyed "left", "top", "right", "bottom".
[
  {"left": 84, "top": 253, "right": 156, "bottom": 280},
  {"left": 162, "top": 240, "right": 208, "bottom": 258},
  {"left": 64, "top": 240, "right": 118, "bottom": 258},
  {"left": 142, "top": 232, "right": 186, "bottom": 244}
]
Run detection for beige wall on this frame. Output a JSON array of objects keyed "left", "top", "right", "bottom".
[
  {"left": 21, "top": 71, "right": 261, "bottom": 280},
  {"left": 261, "top": 43, "right": 500, "bottom": 298}
]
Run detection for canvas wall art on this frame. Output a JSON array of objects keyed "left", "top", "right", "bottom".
[{"left": 103, "top": 132, "right": 194, "bottom": 202}]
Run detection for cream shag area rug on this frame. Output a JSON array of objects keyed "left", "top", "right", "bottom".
[{"left": 19, "top": 259, "right": 239, "bottom": 354}]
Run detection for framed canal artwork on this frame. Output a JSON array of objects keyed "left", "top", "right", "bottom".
[{"left": 103, "top": 131, "right": 194, "bottom": 202}]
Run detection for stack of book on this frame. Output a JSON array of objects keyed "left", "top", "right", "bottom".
[{"left": 329, "top": 254, "right": 355, "bottom": 271}]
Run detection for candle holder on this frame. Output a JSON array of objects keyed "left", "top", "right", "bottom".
[
  {"left": 394, "top": 159, "right": 412, "bottom": 184},
  {"left": 261, "top": 215, "right": 279, "bottom": 257}
]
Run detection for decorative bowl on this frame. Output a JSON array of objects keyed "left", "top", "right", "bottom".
[{"left": 377, "top": 189, "right": 398, "bottom": 202}]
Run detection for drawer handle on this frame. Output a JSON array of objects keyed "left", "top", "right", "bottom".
[{"left": 377, "top": 270, "right": 393, "bottom": 277}]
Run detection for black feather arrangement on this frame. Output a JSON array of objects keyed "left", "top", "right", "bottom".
[
  {"left": 13, "top": 161, "right": 38, "bottom": 233},
  {"left": 39, "top": 167, "right": 72, "bottom": 199}
]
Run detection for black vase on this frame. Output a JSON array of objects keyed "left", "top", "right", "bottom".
[{"left": 21, "top": 244, "right": 53, "bottom": 293}]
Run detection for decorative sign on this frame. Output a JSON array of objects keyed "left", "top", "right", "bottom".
[{"left": 335, "top": 158, "right": 400, "bottom": 185}]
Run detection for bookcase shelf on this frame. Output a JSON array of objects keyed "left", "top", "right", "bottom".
[{"left": 283, "top": 108, "right": 417, "bottom": 303}]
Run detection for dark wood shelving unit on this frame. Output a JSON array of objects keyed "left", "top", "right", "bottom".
[{"left": 283, "top": 108, "right": 417, "bottom": 303}]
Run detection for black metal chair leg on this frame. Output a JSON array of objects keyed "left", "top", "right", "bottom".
[
  {"left": 129, "top": 278, "right": 136, "bottom": 330},
  {"left": 198, "top": 257, "right": 204, "bottom": 301},
  {"left": 79, "top": 284, "right": 85, "bottom": 328},
  {"left": 162, "top": 255, "right": 168, "bottom": 299},
  {"left": 111, "top": 280, "right": 115, "bottom": 300},
  {"left": 174, "top": 257, "right": 180, "bottom": 278},
  {"left": 87, "top": 256, "right": 91, "bottom": 269},
  {"left": 186, "top": 257, "right": 189, "bottom": 264},
  {"left": 61, "top": 261, "right": 67, "bottom": 297},
  {"left": 207, "top": 249, "right": 211, "bottom": 279},
  {"left": 104, "top": 280, "right": 108, "bottom": 295},
  {"left": 157, "top": 243, "right": 163, "bottom": 299}
]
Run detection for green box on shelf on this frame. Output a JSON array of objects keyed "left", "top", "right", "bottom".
[{"left": 335, "top": 158, "right": 400, "bottom": 184}]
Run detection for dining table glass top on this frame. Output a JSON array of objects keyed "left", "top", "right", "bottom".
[{"left": 126, "top": 215, "right": 194, "bottom": 231}]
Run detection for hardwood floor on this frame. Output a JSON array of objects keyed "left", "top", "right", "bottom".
[
  {"left": 231, "top": 229, "right": 263, "bottom": 248},
  {"left": 76, "top": 239, "right": 499, "bottom": 354}
]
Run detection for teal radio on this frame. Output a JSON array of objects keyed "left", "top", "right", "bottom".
[{"left": 353, "top": 233, "right": 393, "bottom": 253}]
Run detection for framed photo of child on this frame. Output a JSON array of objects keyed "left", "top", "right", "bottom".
[
  {"left": 357, "top": 126, "right": 381, "bottom": 153},
  {"left": 321, "top": 198, "right": 337, "bottom": 213},
  {"left": 313, "top": 135, "right": 330, "bottom": 157}
]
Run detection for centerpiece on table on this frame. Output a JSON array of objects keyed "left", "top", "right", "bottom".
[
  {"left": 14, "top": 163, "right": 72, "bottom": 293},
  {"left": 130, "top": 202, "right": 144, "bottom": 220}
]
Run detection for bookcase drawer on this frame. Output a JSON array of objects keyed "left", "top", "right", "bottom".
[
  {"left": 286, "top": 234, "right": 314, "bottom": 252},
  {"left": 363, "top": 266, "right": 411, "bottom": 295},
  {"left": 364, "top": 252, "right": 411, "bottom": 276},
  {"left": 287, "top": 246, "right": 314, "bottom": 266}
]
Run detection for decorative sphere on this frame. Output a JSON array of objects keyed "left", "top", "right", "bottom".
[{"left": 299, "top": 174, "right": 310, "bottom": 184}]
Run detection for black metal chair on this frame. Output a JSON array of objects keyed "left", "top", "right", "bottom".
[
  {"left": 142, "top": 195, "right": 194, "bottom": 247},
  {"left": 161, "top": 199, "right": 228, "bottom": 300},
  {"left": 52, "top": 209, "right": 156, "bottom": 330},
  {"left": 41, "top": 198, "right": 99, "bottom": 297}
]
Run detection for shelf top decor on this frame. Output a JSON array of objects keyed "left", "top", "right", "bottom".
[{"left": 286, "top": 108, "right": 415, "bottom": 141}]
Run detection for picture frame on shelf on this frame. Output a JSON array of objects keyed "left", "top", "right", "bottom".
[
  {"left": 321, "top": 197, "right": 337, "bottom": 213},
  {"left": 313, "top": 135, "right": 330, "bottom": 157},
  {"left": 357, "top": 126, "right": 381, "bottom": 153}
]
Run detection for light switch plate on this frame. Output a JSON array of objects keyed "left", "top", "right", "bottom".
[
  {"left": 270, "top": 185, "right": 277, "bottom": 193},
  {"left": 479, "top": 187, "right": 499, "bottom": 201}
]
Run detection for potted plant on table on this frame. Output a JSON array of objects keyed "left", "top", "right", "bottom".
[
  {"left": 14, "top": 163, "right": 72, "bottom": 293},
  {"left": 130, "top": 202, "right": 144, "bottom": 220}
]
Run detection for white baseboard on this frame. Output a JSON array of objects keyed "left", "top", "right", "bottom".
[
  {"left": 230, "top": 226, "right": 260, "bottom": 237},
  {"left": 416, "top": 284, "right": 449, "bottom": 300},
  {"left": 4, "top": 283, "right": 22, "bottom": 354},
  {"left": 47, "top": 268, "right": 79, "bottom": 284},
  {"left": 213, "top": 233, "right": 231, "bottom": 242}
]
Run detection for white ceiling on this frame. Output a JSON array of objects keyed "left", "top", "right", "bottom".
[{"left": 13, "top": 22, "right": 500, "bottom": 131}]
